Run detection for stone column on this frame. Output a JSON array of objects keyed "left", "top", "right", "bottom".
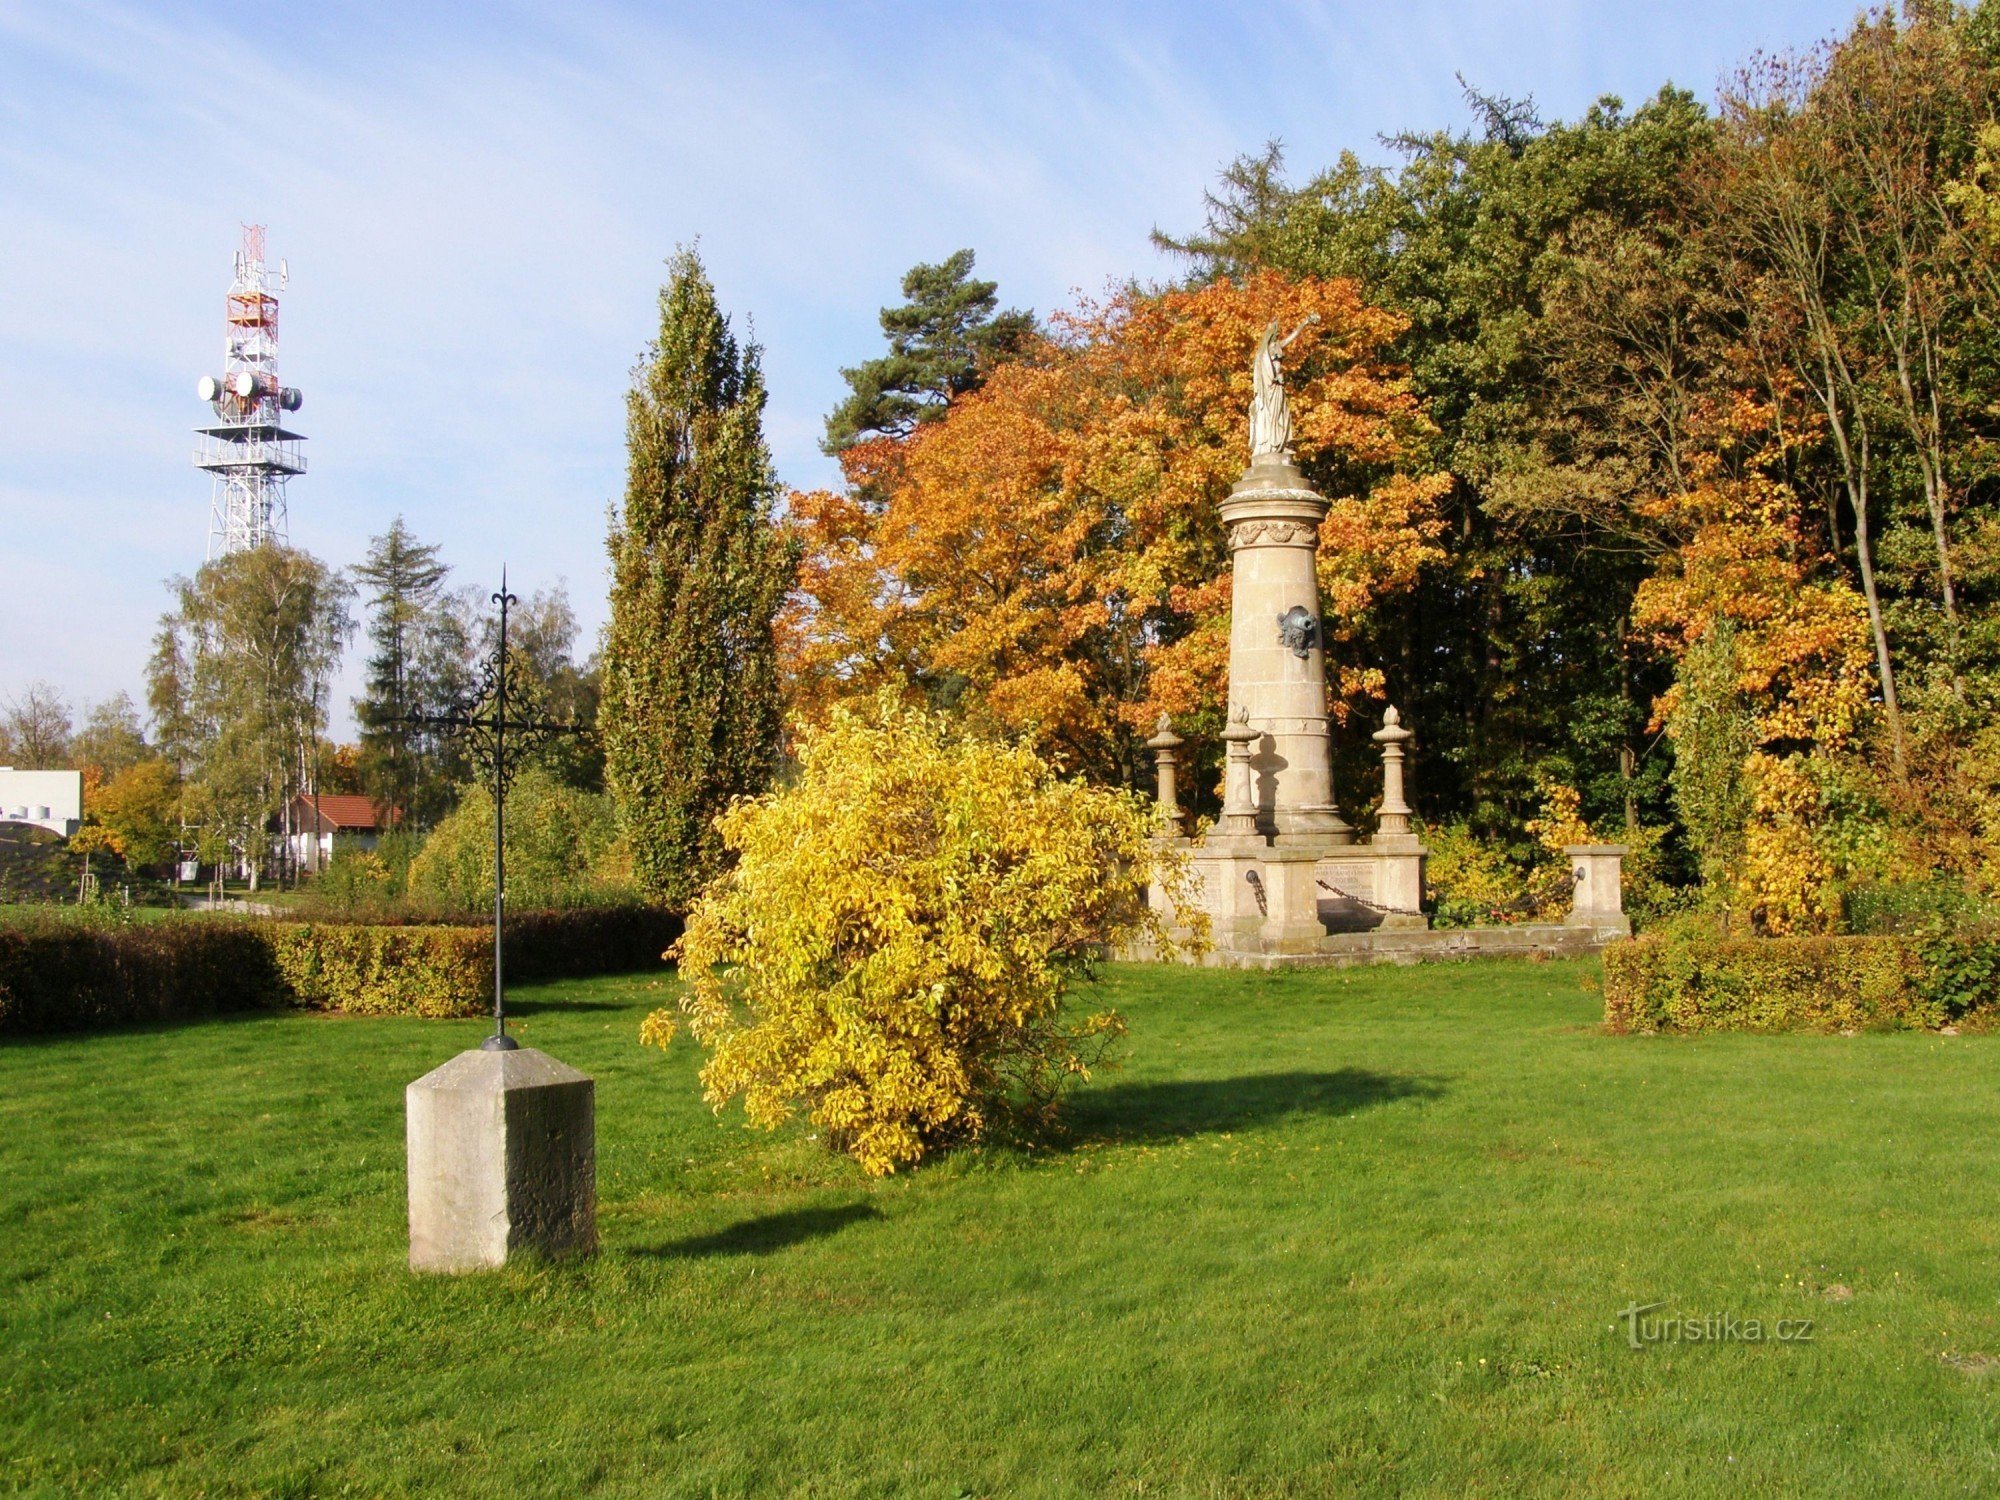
[
  {"left": 1144, "top": 714, "right": 1185, "bottom": 836},
  {"left": 1373, "top": 706, "right": 1413, "bottom": 835},
  {"left": 1218, "top": 453, "right": 1348, "bottom": 843},
  {"left": 1215, "top": 706, "right": 1265, "bottom": 841},
  {"left": 1370, "top": 705, "right": 1428, "bottom": 930},
  {"left": 1566, "top": 844, "right": 1631, "bottom": 935}
]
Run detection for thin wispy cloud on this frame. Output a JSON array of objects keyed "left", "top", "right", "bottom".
[{"left": 0, "top": 0, "right": 1858, "bottom": 732}]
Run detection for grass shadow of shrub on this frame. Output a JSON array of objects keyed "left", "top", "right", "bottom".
[
  {"left": 634, "top": 1202, "right": 882, "bottom": 1260},
  {"left": 1055, "top": 1068, "right": 1445, "bottom": 1150}
]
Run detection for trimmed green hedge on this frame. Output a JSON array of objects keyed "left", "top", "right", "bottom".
[
  {"left": 266, "top": 924, "right": 491, "bottom": 1019},
  {"left": 0, "top": 918, "right": 489, "bottom": 1035},
  {"left": 272, "top": 901, "right": 682, "bottom": 981},
  {"left": 1603, "top": 930, "right": 2000, "bottom": 1034},
  {"left": 502, "top": 905, "right": 683, "bottom": 982}
]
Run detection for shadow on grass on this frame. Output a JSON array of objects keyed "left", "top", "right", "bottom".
[
  {"left": 634, "top": 1202, "right": 883, "bottom": 1260},
  {"left": 1058, "top": 1068, "right": 1445, "bottom": 1149}
]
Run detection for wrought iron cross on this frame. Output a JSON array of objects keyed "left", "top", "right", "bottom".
[{"left": 396, "top": 570, "right": 578, "bottom": 1051}]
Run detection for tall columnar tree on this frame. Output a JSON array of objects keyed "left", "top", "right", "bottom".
[
  {"left": 353, "top": 518, "right": 451, "bottom": 827},
  {"left": 822, "top": 249, "right": 1035, "bottom": 458},
  {"left": 602, "top": 248, "right": 796, "bottom": 908}
]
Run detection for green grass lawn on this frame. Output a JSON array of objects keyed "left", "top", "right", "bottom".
[{"left": 3, "top": 960, "right": 1998, "bottom": 1497}]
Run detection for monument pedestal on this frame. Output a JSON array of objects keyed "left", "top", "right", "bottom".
[
  {"left": 1258, "top": 847, "right": 1327, "bottom": 953},
  {"left": 406, "top": 1046, "right": 597, "bottom": 1272},
  {"left": 1565, "top": 843, "right": 1631, "bottom": 937}
]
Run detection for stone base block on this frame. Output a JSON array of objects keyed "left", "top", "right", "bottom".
[{"left": 407, "top": 1046, "right": 596, "bottom": 1272}]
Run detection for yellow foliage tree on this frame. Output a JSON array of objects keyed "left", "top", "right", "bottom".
[{"left": 645, "top": 696, "right": 1206, "bottom": 1175}]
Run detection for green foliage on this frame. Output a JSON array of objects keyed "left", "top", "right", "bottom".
[
  {"left": 502, "top": 905, "right": 684, "bottom": 982},
  {"left": 1602, "top": 927, "right": 2000, "bottom": 1032},
  {"left": 147, "top": 545, "right": 353, "bottom": 886},
  {"left": 404, "top": 767, "right": 627, "bottom": 912},
  {"left": 69, "top": 693, "right": 150, "bottom": 780},
  {"left": 649, "top": 697, "right": 1201, "bottom": 1175},
  {"left": 601, "top": 246, "right": 795, "bottom": 909},
  {"left": 822, "top": 248, "right": 1035, "bottom": 455},
  {"left": 261, "top": 923, "right": 489, "bottom": 1019},
  {"left": 1665, "top": 625, "right": 1755, "bottom": 893},
  {"left": 352, "top": 518, "right": 461, "bottom": 829},
  {"left": 313, "top": 836, "right": 399, "bottom": 910},
  {"left": 0, "top": 915, "right": 486, "bottom": 1034},
  {"left": 1846, "top": 877, "right": 1996, "bottom": 937},
  {"left": 1420, "top": 821, "right": 1540, "bottom": 927},
  {"left": 0, "top": 823, "right": 90, "bottom": 904}
]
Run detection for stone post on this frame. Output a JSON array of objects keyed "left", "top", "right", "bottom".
[
  {"left": 1215, "top": 706, "right": 1265, "bottom": 841},
  {"left": 1373, "top": 705, "right": 1413, "bottom": 836},
  {"left": 1144, "top": 713, "right": 1185, "bottom": 835},
  {"left": 1218, "top": 452, "right": 1348, "bottom": 843},
  {"left": 1258, "top": 848, "right": 1328, "bottom": 954},
  {"left": 1369, "top": 705, "right": 1428, "bottom": 930},
  {"left": 1565, "top": 844, "right": 1631, "bottom": 935},
  {"left": 407, "top": 1046, "right": 597, "bottom": 1272}
]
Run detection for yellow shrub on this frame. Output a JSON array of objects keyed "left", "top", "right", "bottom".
[{"left": 645, "top": 695, "right": 1205, "bottom": 1175}]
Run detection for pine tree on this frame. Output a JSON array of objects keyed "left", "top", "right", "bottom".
[
  {"left": 602, "top": 248, "right": 796, "bottom": 908},
  {"left": 353, "top": 518, "right": 451, "bottom": 827},
  {"left": 822, "top": 249, "right": 1034, "bottom": 455}
]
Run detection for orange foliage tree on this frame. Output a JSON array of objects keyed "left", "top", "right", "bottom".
[{"left": 780, "top": 271, "right": 1448, "bottom": 786}]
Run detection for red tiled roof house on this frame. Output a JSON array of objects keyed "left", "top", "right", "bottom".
[{"left": 285, "top": 793, "right": 388, "bottom": 874}]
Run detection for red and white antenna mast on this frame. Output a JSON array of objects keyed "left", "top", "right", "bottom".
[{"left": 194, "top": 224, "right": 306, "bottom": 557}]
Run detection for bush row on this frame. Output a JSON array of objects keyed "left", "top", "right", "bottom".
[
  {"left": 1602, "top": 929, "right": 2000, "bottom": 1033},
  {"left": 273, "top": 899, "right": 682, "bottom": 981},
  {"left": 501, "top": 905, "right": 684, "bottom": 982},
  {"left": 0, "top": 919, "right": 489, "bottom": 1035}
]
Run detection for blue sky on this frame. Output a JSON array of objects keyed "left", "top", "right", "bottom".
[{"left": 0, "top": 0, "right": 1863, "bottom": 737}]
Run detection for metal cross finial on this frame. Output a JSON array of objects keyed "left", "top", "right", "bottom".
[{"left": 395, "top": 569, "right": 581, "bottom": 1052}]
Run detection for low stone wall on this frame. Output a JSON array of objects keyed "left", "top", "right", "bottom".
[
  {"left": 1195, "top": 921, "right": 1630, "bottom": 969},
  {"left": 1127, "top": 920, "right": 1629, "bottom": 968}
]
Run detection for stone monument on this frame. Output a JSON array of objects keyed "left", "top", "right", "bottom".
[
  {"left": 1150, "top": 319, "right": 1428, "bottom": 958},
  {"left": 407, "top": 1043, "right": 597, "bottom": 1272},
  {"left": 1141, "top": 328, "right": 1631, "bottom": 964},
  {"left": 399, "top": 576, "right": 599, "bottom": 1272}
]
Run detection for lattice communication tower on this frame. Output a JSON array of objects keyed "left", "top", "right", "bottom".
[{"left": 195, "top": 225, "right": 305, "bottom": 557}]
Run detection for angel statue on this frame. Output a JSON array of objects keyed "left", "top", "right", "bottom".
[{"left": 1248, "top": 314, "right": 1319, "bottom": 461}]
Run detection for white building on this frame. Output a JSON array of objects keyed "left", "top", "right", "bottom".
[{"left": 0, "top": 767, "right": 83, "bottom": 837}]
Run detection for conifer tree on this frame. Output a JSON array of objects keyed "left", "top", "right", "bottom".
[
  {"left": 602, "top": 248, "right": 795, "bottom": 908},
  {"left": 822, "top": 249, "right": 1034, "bottom": 455},
  {"left": 353, "top": 518, "right": 450, "bottom": 827}
]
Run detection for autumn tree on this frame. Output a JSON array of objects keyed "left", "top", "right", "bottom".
[
  {"left": 602, "top": 248, "right": 795, "bottom": 908},
  {"left": 92, "top": 758, "right": 182, "bottom": 873},
  {"left": 646, "top": 696, "right": 1201, "bottom": 1175},
  {"left": 783, "top": 271, "right": 1447, "bottom": 793},
  {"left": 1153, "top": 88, "right": 1718, "bottom": 836}
]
